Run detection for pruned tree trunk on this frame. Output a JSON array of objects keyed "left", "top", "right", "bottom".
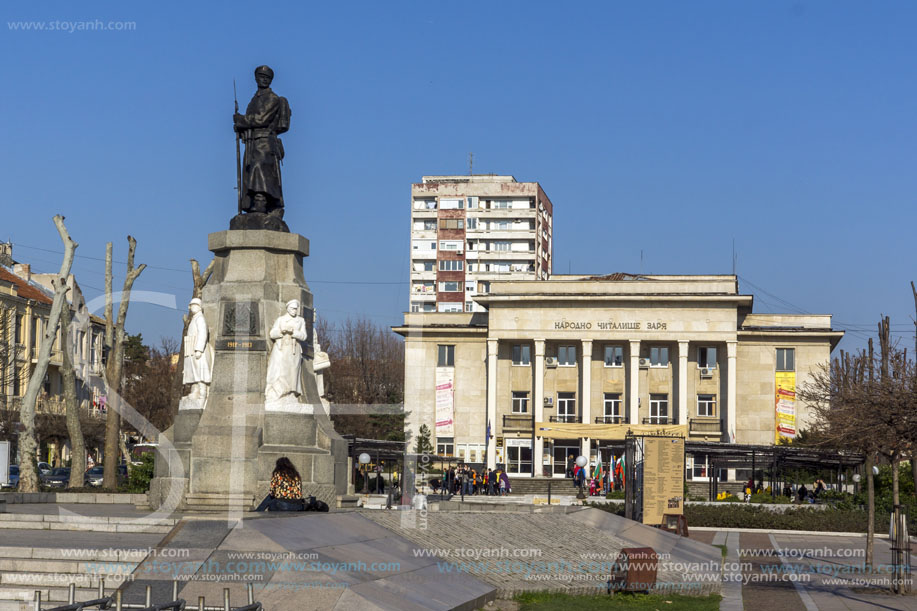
[
  {"left": 865, "top": 455, "right": 875, "bottom": 569},
  {"left": 18, "top": 215, "right": 77, "bottom": 492},
  {"left": 171, "top": 258, "right": 214, "bottom": 413},
  {"left": 62, "top": 293, "right": 87, "bottom": 489},
  {"left": 102, "top": 237, "right": 146, "bottom": 489},
  {"left": 119, "top": 432, "right": 132, "bottom": 479}
]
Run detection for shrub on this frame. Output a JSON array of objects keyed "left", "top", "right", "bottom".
[
  {"left": 120, "top": 454, "right": 154, "bottom": 493},
  {"left": 605, "top": 490, "right": 625, "bottom": 499},
  {"left": 749, "top": 492, "right": 791, "bottom": 504}
]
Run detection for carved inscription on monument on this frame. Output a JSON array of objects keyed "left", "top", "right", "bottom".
[{"left": 221, "top": 301, "right": 259, "bottom": 337}]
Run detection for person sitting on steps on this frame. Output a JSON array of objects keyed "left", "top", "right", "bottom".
[{"left": 255, "top": 457, "right": 306, "bottom": 512}]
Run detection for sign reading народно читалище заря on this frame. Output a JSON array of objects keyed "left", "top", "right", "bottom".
[
  {"left": 642, "top": 437, "right": 685, "bottom": 526},
  {"left": 554, "top": 320, "right": 668, "bottom": 330}
]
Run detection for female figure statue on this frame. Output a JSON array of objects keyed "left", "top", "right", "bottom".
[{"left": 265, "top": 299, "right": 307, "bottom": 402}]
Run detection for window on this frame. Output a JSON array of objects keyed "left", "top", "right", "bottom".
[
  {"left": 557, "top": 345, "right": 577, "bottom": 366},
  {"left": 438, "top": 302, "right": 462, "bottom": 312},
  {"left": 698, "top": 346, "right": 717, "bottom": 368},
  {"left": 604, "top": 345, "right": 623, "bottom": 367},
  {"left": 439, "top": 281, "right": 461, "bottom": 292},
  {"left": 512, "top": 391, "right": 529, "bottom": 413},
  {"left": 439, "top": 260, "right": 464, "bottom": 271},
  {"left": 466, "top": 218, "right": 477, "bottom": 230},
  {"left": 15, "top": 314, "right": 23, "bottom": 344},
  {"left": 649, "top": 346, "right": 669, "bottom": 367},
  {"left": 494, "top": 220, "right": 510, "bottom": 230},
  {"left": 493, "top": 200, "right": 511, "bottom": 209},
  {"left": 494, "top": 241, "right": 510, "bottom": 251},
  {"left": 439, "top": 219, "right": 464, "bottom": 230},
  {"left": 422, "top": 219, "right": 436, "bottom": 230},
  {"left": 440, "top": 198, "right": 463, "bottom": 209},
  {"left": 437, "top": 345, "right": 455, "bottom": 367},
  {"left": 436, "top": 438, "right": 454, "bottom": 456},
  {"left": 466, "top": 196, "right": 478, "bottom": 209},
  {"left": 697, "top": 394, "right": 717, "bottom": 417},
  {"left": 410, "top": 301, "right": 435, "bottom": 312},
  {"left": 439, "top": 240, "right": 462, "bottom": 251},
  {"left": 414, "top": 199, "right": 436, "bottom": 209},
  {"left": 558, "top": 392, "right": 576, "bottom": 422},
  {"left": 478, "top": 281, "right": 490, "bottom": 294},
  {"left": 649, "top": 394, "right": 669, "bottom": 424},
  {"left": 423, "top": 261, "right": 435, "bottom": 271},
  {"left": 512, "top": 344, "right": 531, "bottom": 366},
  {"left": 603, "top": 393, "right": 622, "bottom": 423},
  {"left": 465, "top": 301, "right": 473, "bottom": 312},
  {"left": 776, "top": 348, "right": 795, "bottom": 372}
]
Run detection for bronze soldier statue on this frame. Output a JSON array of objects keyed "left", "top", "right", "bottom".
[{"left": 232, "top": 65, "right": 291, "bottom": 231}]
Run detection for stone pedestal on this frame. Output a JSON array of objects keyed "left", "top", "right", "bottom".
[{"left": 149, "top": 230, "right": 348, "bottom": 512}]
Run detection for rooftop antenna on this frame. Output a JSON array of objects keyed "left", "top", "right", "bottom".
[
  {"left": 732, "top": 238, "right": 737, "bottom": 275},
  {"left": 640, "top": 250, "right": 644, "bottom": 275},
  {"left": 469, "top": 152, "right": 473, "bottom": 176}
]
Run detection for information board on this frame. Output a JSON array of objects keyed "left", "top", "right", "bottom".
[{"left": 641, "top": 436, "right": 685, "bottom": 525}]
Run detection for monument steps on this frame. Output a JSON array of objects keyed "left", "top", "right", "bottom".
[
  {"left": 0, "top": 546, "right": 140, "bottom": 608},
  {"left": 0, "top": 514, "right": 176, "bottom": 534}
]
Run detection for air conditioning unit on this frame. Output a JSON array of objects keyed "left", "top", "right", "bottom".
[
  {"left": 638, "top": 358, "right": 649, "bottom": 368},
  {"left": 544, "top": 397, "right": 554, "bottom": 406},
  {"left": 700, "top": 367, "right": 714, "bottom": 378},
  {"left": 545, "top": 357, "right": 558, "bottom": 367}
]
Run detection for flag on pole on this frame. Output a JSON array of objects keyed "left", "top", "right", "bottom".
[{"left": 592, "top": 459, "right": 602, "bottom": 487}]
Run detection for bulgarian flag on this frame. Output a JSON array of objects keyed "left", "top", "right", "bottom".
[
  {"left": 615, "top": 455, "right": 625, "bottom": 486},
  {"left": 593, "top": 460, "right": 602, "bottom": 486}
]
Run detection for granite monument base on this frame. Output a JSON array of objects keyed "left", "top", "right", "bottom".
[{"left": 149, "top": 230, "right": 348, "bottom": 513}]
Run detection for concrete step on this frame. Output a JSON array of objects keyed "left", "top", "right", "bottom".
[
  {"left": 0, "top": 514, "right": 176, "bottom": 533},
  {"left": 0, "top": 582, "right": 120, "bottom": 607},
  {"left": 0, "top": 547, "right": 147, "bottom": 563},
  {"left": 0, "top": 557, "right": 136, "bottom": 577}
]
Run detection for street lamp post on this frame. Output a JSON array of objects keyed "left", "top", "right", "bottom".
[
  {"left": 358, "top": 452, "right": 371, "bottom": 494},
  {"left": 575, "top": 455, "right": 587, "bottom": 500}
]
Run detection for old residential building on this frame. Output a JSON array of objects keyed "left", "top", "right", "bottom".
[
  {"left": 409, "top": 175, "right": 553, "bottom": 313},
  {"left": 395, "top": 274, "right": 843, "bottom": 482},
  {"left": 0, "top": 243, "right": 106, "bottom": 461}
]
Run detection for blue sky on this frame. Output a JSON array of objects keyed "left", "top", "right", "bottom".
[{"left": 1, "top": 1, "right": 914, "bottom": 353}]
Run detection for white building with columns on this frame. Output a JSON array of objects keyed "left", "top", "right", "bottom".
[{"left": 394, "top": 274, "right": 843, "bottom": 481}]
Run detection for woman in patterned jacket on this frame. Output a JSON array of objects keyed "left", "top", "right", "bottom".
[{"left": 254, "top": 457, "right": 303, "bottom": 511}]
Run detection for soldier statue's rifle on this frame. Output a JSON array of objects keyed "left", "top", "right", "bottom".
[{"left": 234, "top": 79, "right": 242, "bottom": 214}]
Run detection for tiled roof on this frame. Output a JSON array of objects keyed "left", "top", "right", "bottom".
[{"left": 0, "top": 266, "right": 54, "bottom": 304}]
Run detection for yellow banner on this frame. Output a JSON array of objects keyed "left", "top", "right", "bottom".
[
  {"left": 775, "top": 371, "right": 796, "bottom": 443},
  {"left": 536, "top": 422, "right": 687, "bottom": 440}
]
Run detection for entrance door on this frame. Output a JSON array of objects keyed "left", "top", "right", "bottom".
[
  {"left": 505, "top": 439, "right": 532, "bottom": 476},
  {"left": 552, "top": 442, "right": 579, "bottom": 477}
]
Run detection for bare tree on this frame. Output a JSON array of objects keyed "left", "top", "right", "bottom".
[
  {"left": 317, "top": 315, "right": 405, "bottom": 440},
  {"left": 60, "top": 298, "right": 85, "bottom": 488},
  {"left": 102, "top": 237, "right": 146, "bottom": 489},
  {"left": 123, "top": 337, "right": 181, "bottom": 433},
  {"left": 18, "top": 216, "right": 76, "bottom": 492}
]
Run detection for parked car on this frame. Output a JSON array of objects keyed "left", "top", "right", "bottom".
[
  {"left": 84, "top": 465, "right": 105, "bottom": 487},
  {"left": 41, "top": 467, "right": 71, "bottom": 488},
  {"left": 1, "top": 465, "right": 18, "bottom": 489},
  {"left": 37, "top": 462, "right": 52, "bottom": 476}
]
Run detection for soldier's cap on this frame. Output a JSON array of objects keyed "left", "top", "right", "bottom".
[
  {"left": 189, "top": 298, "right": 203, "bottom": 307},
  {"left": 254, "top": 65, "right": 274, "bottom": 79}
]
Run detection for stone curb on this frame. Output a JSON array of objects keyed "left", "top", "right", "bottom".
[
  {"left": 0, "top": 493, "right": 148, "bottom": 505},
  {"left": 693, "top": 526, "right": 917, "bottom": 542}
]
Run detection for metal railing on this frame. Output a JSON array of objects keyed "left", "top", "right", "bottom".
[
  {"left": 641, "top": 417, "right": 673, "bottom": 425},
  {"left": 548, "top": 415, "right": 577, "bottom": 423},
  {"left": 37, "top": 580, "right": 262, "bottom": 611},
  {"left": 594, "top": 416, "right": 623, "bottom": 424},
  {"left": 502, "top": 414, "right": 531, "bottom": 429}
]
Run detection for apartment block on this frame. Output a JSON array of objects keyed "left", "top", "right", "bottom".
[{"left": 409, "top": 175, "right": 553, "bottom": 313}]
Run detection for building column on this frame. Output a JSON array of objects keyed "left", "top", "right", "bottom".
[
  {"left": 678, "top": 340, "right": 689, "bottom": 427},
  {"left": 580, "top": 339, "right": 592, "bottom": 458},
  {"left": 726, "top": 341, "right": 737, "bottom": 444},
  {"left": 628, "top": 340, "right": 640, "bottom": 425},
  {"left": 486, "top": 338, "right": 498, "bottom": 470},
  {"left": 533, "top": 339, "right": 545, "bottom": 476}
]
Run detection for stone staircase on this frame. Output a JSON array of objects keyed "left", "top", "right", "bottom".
[
  {"left": 503, "top": 477, "right": 580, "bottom": 496},
  {"left": 0, "top": 513, "right": 177, "bottom": 534},
  {"left": 0, "top": 544, "right": 146, "bottom": 610},
  {"left": 0, "top": 514, "right": 178, "bottom": 609}
]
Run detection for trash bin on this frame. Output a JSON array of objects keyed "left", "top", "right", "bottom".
[{"left": 608, "top": 547, "right": 657, "bottom": 593}]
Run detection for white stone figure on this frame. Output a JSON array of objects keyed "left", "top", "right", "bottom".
[
  {"left": 312, "top": 311, "right": 331, "bottom": 410},
  {"left": 265, "top": 299, "right": 308, "bottom": 403},
  {"left": 181, "top": 298, "right": 213, "bottom": 408}
]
